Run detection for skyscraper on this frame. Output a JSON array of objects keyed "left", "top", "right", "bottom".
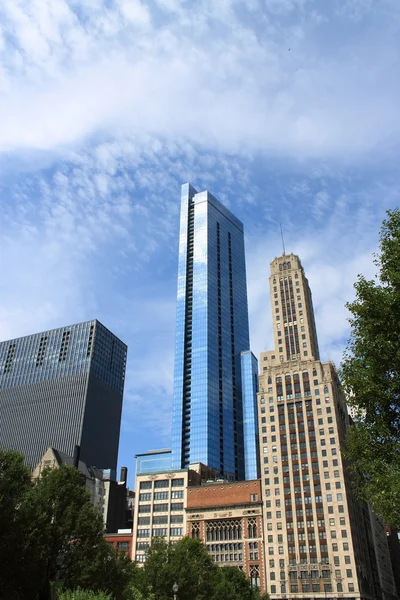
[
  {"left": 0, "top": 319, "right": 127, "bottom": 474},
  {"left": 258, "top": 254, "right": 396, "bottom": 600},
  {"left": 171, "top": 183, "right": 258, "bottom": 480}
]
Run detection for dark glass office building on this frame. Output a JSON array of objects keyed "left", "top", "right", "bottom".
[
  {"left": 0, "top": 319, "right": 127, "bottom": 475},
  {"left": 171, "top": 183, "right": 258, "bottom": 480}
]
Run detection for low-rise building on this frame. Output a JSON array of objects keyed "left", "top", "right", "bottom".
[
  {"left": 105, "top": 529, "right": 133, "bottom": 555},
  {"left": 34, "top": 446, "right": 132, "bottom": 533},
  {"left": 186, "top": 479, "right": 266, "bottom": 591}
]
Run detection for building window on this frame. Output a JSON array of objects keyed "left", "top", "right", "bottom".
[
  {"left": 248, "top": 518, "right": 258, "bottom": 538},
  {"left": 153, "top": 516, "right": 168, "bottom": 524},
  {"left": 206, "top": 519, "right": 242, "bottom": 542},
  {"left": 117, "top": 541, "right": 130, "bottom": 551},
  {"left": 171, "top": 490, "right": 184, "bottom": 499},
  {"left": 250, "top": 565, "right": 260, "bottom": 589},
  {"left": 171, "top": 478, "right": 184, "bottom": 487},
  {"left": 135, "top": 554, "right": 146, "bottom": 563},
  {"left": 154, "top": 491, "right": 168, "bottom": 500},
  {"left": 139, "top": 493, "right": 151, "bottom": 502},
  {"left": 153, "top": 503, "right": 169, "bottom": 512},
  {"left": 136, "top": 542, "right": 149, "bottom": 551},
  {"left": 152, "top": 528, "right": 168, "bottom": 537},
  {"left": 140, "top": 481, "right": 152, "bottom": 490},
  {"left": 154, "top": 480, "right": 169, "bottom": 488},
  {"left": 137, "top": 529, "right": 150, "bottom": 538},
  {"left": 170, "top": 515, "right": 183, "bottom": 524}
]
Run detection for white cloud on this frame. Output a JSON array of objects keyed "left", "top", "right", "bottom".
[
  {"left": 0, "top": 0, "right": 399, "bottom": 159},
  {"left": 1, "top": 0, "right": 399, "bottom": 473}
]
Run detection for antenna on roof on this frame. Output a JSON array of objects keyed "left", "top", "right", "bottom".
[{"left": 280, "top": 222, "right": 286, "bottom": 256}]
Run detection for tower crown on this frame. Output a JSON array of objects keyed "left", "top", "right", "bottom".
[{"left": 269, "top": 253, "right": 319, "bottom": 363}]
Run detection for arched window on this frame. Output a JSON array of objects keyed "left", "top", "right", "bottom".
[
  {"left": 247, "top": 517, "right": 257, "bottom": 539},
  {"left": 191, "top": 522, "right": 200, "bottom": 539},
  {"left": 205, "top": 519, "right": 242, "bottom": 542},
  {"left": 250, "top": 565, "right": 260, "bottom": 588}
]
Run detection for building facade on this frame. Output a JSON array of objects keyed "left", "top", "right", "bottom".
[
  {"left": 33, "top": 447, "right": 132, "bottom": 534},
  {"left": 132, "top": 467, "right": 203, "bottom": 564},
  {"left": 131, "top": 463, "right": 267, "bottom": 593},
  {"left": 0, "top": 319, "right": 127, "bottom": 474},
  {"left": 171, "top": 183, "right": 258, "bottom": 481},
  {"left": 105, "top": 530, "right": 133, "bottom": 555},
  {"left": 186, "top": 479, "right": 266, "bottom": 592},
  {"left": 257, "top": 253, "right": 395, "bottom": 600}
]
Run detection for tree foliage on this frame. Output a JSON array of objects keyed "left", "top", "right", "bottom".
[
  {"left": 132, "top": 537, "right": 268, "bottom": 600},
  {"left": 0, "top": 450, "right": 136, "bottom": 600},
  {"left": 341, "top": 208, "right": 400, "bottom": 527},
  {"left": 60, "top": 591, "right": 112, "bottom": 600},
  {"left": 0, "top": 450, "right": 33, "bottom": 600},
  {"left": 1, "top": 450, "right": 269, "bottom": 600}
]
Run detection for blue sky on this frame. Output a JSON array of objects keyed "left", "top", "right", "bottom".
[{"left": 1, "top": 0, "right": 399, "bottom": 487}]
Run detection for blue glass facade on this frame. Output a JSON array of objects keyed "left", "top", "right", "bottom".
[
  {"left": 0, "top": 320, "right": 127, "bottom": 473},
  {"left": 239, "top": 351, "right": 260, "bottom": 480},
  {"left": 136, "top": 450, "right": 172, "bottom": 474},
  {"left": 171, "top": 184, "right": 257, "bottom": 480}
]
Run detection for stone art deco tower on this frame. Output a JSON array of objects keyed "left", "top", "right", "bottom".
[
  {"left": 171, "top": 183, "right": 259, "bottom": 481},
  {"left": 257, "top": 253, "right": 396, "bottom": 600}
]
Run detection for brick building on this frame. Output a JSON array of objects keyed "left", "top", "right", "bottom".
[
  {"left": 186, "top": 479, "right": 266, "bottom": 592},
  {"left": 105, "top": 530, "right": 133, "bottom": 555}
]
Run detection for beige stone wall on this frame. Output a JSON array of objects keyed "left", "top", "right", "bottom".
[{"left": 257, "top": 253, "right": 381, "bottom": 600}]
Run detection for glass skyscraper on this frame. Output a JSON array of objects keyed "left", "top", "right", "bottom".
[
  {"left": 0, "top": 319, "right": 127, "bottom": 475},
  {"left": 171, "top": 183, "right": 258, "bottom": 480}
]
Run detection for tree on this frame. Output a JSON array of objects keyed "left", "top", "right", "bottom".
[
  {"left": 60, "top": 591, "right": 112, "bottom": 600},
  {"left": 0, "top": 450, "right": 33, "bottom": 600},
  {"left": 133, "top": 537, "right": 267, "bottom": 600},
  {"left": 341, "top": 208, "right": 400, "bottom": 527},
  {"left": 214, "top": 566, "right": 269, "bottom": 600},
  {"left": 0, "top": 451, "right": 136, "bottom": 600},
  {"left": 25, "top": 464, "right": 136, "bottom": 599}
]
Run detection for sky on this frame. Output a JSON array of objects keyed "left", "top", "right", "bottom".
[{"left": 1, "top": 0, "right": 399, "bottom": 488}]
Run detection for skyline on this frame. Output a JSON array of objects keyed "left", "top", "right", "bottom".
[{"left": 1, "top": 0, "right": 399, "bottom": 486}]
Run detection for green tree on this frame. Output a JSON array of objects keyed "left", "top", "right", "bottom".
[
  {"left": 214, "top": 566, "right": 269, "bottom": 600},
  {"left": 25, "top": 464, "right": 135, "bottom": 599},
  {"left": 60, "top": 590, "right": 112, "bottom": 600},
  {"left": 133, "top": 537, "right": 267, "bottom": 600},
  {"left": 341, "top": 208, "right": 400, "bottom": 527},
  {"left": 0, "top": 450, "right": 32, "bottom": 600},
  {"left": 0, "top": 451, "right": 136, "bottom": 600}
]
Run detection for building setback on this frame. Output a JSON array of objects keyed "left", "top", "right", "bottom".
[
  {"left": 171, "top": 183, "right": 258, "bottom": 481},
  {"left": 257, "top": 253, "right": 396, "bottom": 600},
  {"left": 0, "top": 319, "right": 127, "bottom": 475}
]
